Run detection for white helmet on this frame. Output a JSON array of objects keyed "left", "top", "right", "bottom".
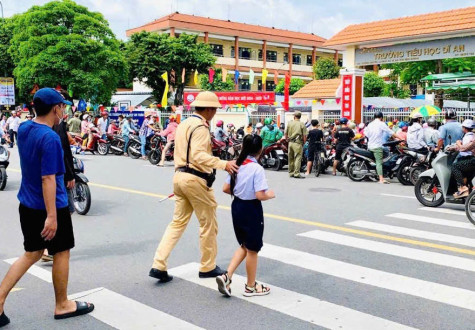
[
  {"left": 256, "top": 123, "right": 263, "bottom": 128},
  {"left": 462, "top": 119, "right": 474, "bottom": 129},
  {"left": 411, "top": 112, "right": 423, "bottom": 119}
]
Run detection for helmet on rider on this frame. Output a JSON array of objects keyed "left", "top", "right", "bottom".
[
  {"left": 398, "top": 121, "right": 407, "bottom": 128},
  {"left": 339, "top": 117, "right": 348, "bottom": 125},
  {"left": 349, "top": 122, "right": 356, "bottom": 130},
  {"left": 462, "top": 119, "right": 474, "bottom": 129},
  {"left": 227, "top": 123, "right": 235, "bottom": 129},
  {"left": 169, "top": 115, "right": 176, "bottom": 122},
  {"left": 355, "top": 133, "right": 363, "bottom": 139},
  {"left": 101, "top": 111, "right": 108, "bottom": 116},
  {"left": 427, "top": 117, "right": 437, "bottom": 127},
  {"left": 264, "top": 118, "right": 272, "bottom": 125},
  {"left": 445, "top": 109, "right": 457, "bottom": 119},
  {"left": 374, "top": 112, "right": 384, "bottom": 119},
  {"left": 402, "top": 126, "right": 408, "bottom": 132},
  {"left": 411, "top": 112, "right": 423, "bottom": 119},
  {"left": 392, "top": 119, "right": 398, "bottom": 124},
  {"left": 216, "top": 120, "right": 224, "bottom": 127},
  {"left": 255, "top": 122, "right": 263, "bottom": 129}
]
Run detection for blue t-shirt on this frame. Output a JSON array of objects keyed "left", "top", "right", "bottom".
[
  {"left": 439, "top": 120, "right": 463, "bottom": 148},
  {"left": 17, "top": 121, "right": 68, "bottom": 210}
]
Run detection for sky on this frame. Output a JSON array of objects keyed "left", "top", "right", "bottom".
[{"left": 5, "top": 0, "right": 474, "bottom": 40}]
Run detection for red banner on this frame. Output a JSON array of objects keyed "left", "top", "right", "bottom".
[
  {"left": 341, "top": 75, "right": 353, "bottom": 119},
  {"left": 184, "top": 92, "right": 275, "bottom": 106}
]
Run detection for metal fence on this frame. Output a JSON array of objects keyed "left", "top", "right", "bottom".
[
  {"left": 362, "top": 107, "right": 474, "bottom": 124},
  {"left": 322, "top": 110, "right": 341, "bottom": 123},
  {"left": 248, "top": 111, "right": 277, "bottom": 125}
]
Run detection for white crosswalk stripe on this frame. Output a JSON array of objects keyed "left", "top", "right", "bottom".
[
  {"left": 298, "top": 229, "right": 475, "bottom": 272},
  {"left": 347, "top": 220, "right": 475, "bottom": 247},
  {"left": 419, "top": 207, "right": 466, "bottom": 216},
  {"left": 169, "top": 262, "right": 416, "bottom": 330},
  {"left": 4, "top": 258, "right": 52, "bottom": 283},
  {"left": 68, "top": 287, "right": 203, "bottom": 330},
  {"left": 259, "top": 244, "right": 475, "bottom": 311},
  {"left": 386, "top": 213, "right": 475, "bottom": 230}
]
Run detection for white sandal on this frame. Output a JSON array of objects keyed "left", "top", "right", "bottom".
[
  {"left": 243, "top": 282, "right": 270, "bottom": 297},
  {"left": 216, "top": 272, "right": 232, "bottom": 297}
]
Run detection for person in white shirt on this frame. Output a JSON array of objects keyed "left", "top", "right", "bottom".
[
  {"left": 407, "top": 113, "right": 428, "bottom": 153},
  {"left": 424, "top": 118, "right": 440, "bottom": 147},
  {"left": 6, "top": 111, "right": 21, "bottom": 148},
  {"left": 96, "top": 112, "right": 110, "bottom": 139},
  {"left": 364, "top": 112, "right": 396, "bottom": 184}
]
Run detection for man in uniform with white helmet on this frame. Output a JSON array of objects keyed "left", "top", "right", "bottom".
[{"left": 149, "top": 91, "right": 239, "bottom": 282}]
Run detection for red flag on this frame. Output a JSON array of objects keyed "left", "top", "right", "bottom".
[
  {"left": 274, "top": 70, "right": 279, "bottom": 85},
  {"left": 209, "top": 68, "right": 215, "bottom": 83},
  {"left": 336, "top": 98, "right": 341, "bottom": 105},
  {"left": 320, "top": 99, "right": 326, "bottom": 105},
  {"left": 283, "top": 73, "right": 291, "bottom": 111}
]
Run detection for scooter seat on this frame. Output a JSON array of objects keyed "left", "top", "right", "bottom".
[{"left": 349, "top": 147, "right": 375, "bottom": 160}]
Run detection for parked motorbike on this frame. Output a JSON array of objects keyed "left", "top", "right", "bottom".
[
  {"left": 211, "top": 135, "right": 236, "bottom": 160},
  {"left": 148, "top": 136, "right": 174, "bottom": 165},
  {"left": 346, "top": 140, "right": 405, "bottom": 182},
  {"left": 73, "top": 127, "right": 108, "bottom": 155},
  {"left": 408, "top": 149, "right": 436, "bottom": 185},
  {"left": 415, "top": 149, "right": 475, "bottom": 208},
  {"left": 72, "top": 157, "right": 91, "bottom": 215},
  {"left": 110, "top": 135, "right": 126, "bottom": 155},
  {"left": 259, "top": 140, "right": 288, "bottom": 171},
  {"left": 396, "top": 147, "right": 431, "bottom": 186},
  {"left": 0, "top": 145, "right": 10, "bottom": 190},
  {"left": 127, "top": 132, "right": 143, "bottom": 159}
]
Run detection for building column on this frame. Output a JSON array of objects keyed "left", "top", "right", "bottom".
[
  {"left": 373, "top": 64, "right": 379, "bottom": 73},
  {"left": 262, "top": 40, "right": 267, "bottom": 91},
  {"left": 204, "top": 32, "right": 209, "bottom": 43},
  {"left": 170, "top": 27, "right": 175, "bottom": 37},
  {"left": 312, "top": 46, "right": 317, "bottom": 66},
  {"left": 288, "top": 43, "right": 293, "bottom": 76},
  {"left": 234, "top": 36, "right": 239, "bottom": 91},
  {"left": 334, "top": 50, "right": 339, "bottom": 63},
  {"left": 339, "top": 68, "right": 365, "bottom": 123}
]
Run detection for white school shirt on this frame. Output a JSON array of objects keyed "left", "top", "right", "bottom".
[
  {"left": 364, "top": 119, "right": 394, "bottom": 150},
  {"left": 225, "top": 156, "right": 268, "bottom": 200}
]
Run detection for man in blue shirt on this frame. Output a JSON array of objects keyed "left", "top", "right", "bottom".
[
  {"left": 436, "top": 109, "right": 463, "bottom": 151},
  {"left": 0, "top": 88, "right": 93, "bottom": 328},
  {"left": 121, "top": 115, "right": 137, "bottom": 155}
]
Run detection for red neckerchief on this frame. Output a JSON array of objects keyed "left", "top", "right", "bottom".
[{"left": 242, "top": 158, "right": 256, "bottom": 166}]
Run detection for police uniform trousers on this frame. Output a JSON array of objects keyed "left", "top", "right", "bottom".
[
  {"left": 288, "top": 141, "right": 303, "bottom": 177},
  {"left": 152, "top": 171, "right": 218, "bottom": 272}
]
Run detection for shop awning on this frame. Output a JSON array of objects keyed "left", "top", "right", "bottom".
[
  {"left": 427, "top": 84, "right": 475, "bottom": 91},
  {"left": 421, "top": 72, "right": 475, "bottom": 82}
]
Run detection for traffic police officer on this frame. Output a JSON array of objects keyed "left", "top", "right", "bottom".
[
  {"left": 149, "top": 91, "right": 239, "bottom": 282},
  {"left": 284, "top": 111, "right": 307, "bottom": 179}
]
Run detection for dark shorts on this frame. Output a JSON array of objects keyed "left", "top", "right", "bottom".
[
  {"left": 335, "top": 145, "right": 349, "bottom": 161},
  {"left": 19, "top": 204, "right": 75, "bottom": 255},
  {"left": 307, "top": 143, "right": 323, "bottom": 162},
  {"left": 231, "top": 197, "right": 264, "bottom": 252}
]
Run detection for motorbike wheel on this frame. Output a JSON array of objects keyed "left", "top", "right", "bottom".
[
  {"left": 127, "top": 141, "right": 142, "bottom": 159},
  {"left": 0, "top": 167, "right": 7, "bottom": 191},
  {"left": 415, "top": 176, "right": 444, "bottom": 207},
  {"left": 313, "top": 159, "right": 322, "bottom": 177},
  {"left": 409, "top": 166, "right": 425, "bottom": 186},
  {"left": 110, "top": 140, "right": 124, "bottom": 155},
  {"left": 73, "top": 182, "right": 91, "bottom": 215},
  {"left": 148, "top": 149, "right": 161, "bottom": 165},
  {"left": 465, "top": 190, "right": 475, "bottom": 226},
  {"left": 347, "top": 158, "right": 368, "bottom": 182},
  {"left": 397, "top": 158, "right": 414, "bottom": 186},
  {"left": 269, "top": 151, "right": 281, "bottom": 171},
  {"left": 97, "top": 142, "right": 110, "bottom": 155}
]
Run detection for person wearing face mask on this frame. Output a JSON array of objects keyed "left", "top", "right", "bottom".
[{"left": 0, "top": 88, "right": 94, "bottom": 328}]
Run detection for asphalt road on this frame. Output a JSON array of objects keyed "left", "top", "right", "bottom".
[{"left": 1, "top": 147, "right": 474, "bottom": 330}]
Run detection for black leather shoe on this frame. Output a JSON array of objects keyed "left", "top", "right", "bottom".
[
  {"left": 0, "top": 312, "right": 10, "bottom": 328},
  {"left": 199, "top": 266, "right": 225, "bottom": 278},
  {"left": 149, "top": 268, "right": 173, "bottom": 283}
]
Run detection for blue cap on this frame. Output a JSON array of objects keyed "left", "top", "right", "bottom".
[{"left": 33, "top": 88, "right": 72, "bottom": 106}]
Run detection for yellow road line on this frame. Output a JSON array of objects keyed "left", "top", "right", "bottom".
[{"left": 10, "top": 168, "right": 475, "bottom": 256}]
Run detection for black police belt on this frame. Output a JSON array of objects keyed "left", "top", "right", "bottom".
[{"left": 176, "top": 122, "right": 216, "bottom": 188}]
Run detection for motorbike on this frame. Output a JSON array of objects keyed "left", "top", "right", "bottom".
[
  {"left": 415, "top": 149, "right": 475, "bottom": 208},
  {"left": 408, "top": 149, "right": 436, "bottom": 185},
  {"left": 259, "top": 140, "right": 288, "bottom": 171},
  {"left": 346, "top": 140, "right": 405, "bottom": 182},
  {"left": 148, "top": 136, "right": 174, "bottom": 165},
  {"left": 396, "top": 147, "right": 431, "bottom": 186},
  {"left": 211, "top": 135, "right": 236, "bottom": 160},
  {"left": 72, "top": 157, "right": 91, "bottom": 215},
  {"left": 126, "top": 132, "right": 142, "bottom": 159},
  {"left": 308, "top": 142, "right": 327, "bottom": 177},
  {"left": 0, "top": 145, "right": 10, "bottom": 190},
  {"left": 109, "top": 134, "right": 126, "bottom": 155},
  {"left": 73, "top": 127, "right": 109, "bottom": 155}
]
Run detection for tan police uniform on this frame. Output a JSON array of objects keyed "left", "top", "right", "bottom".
[
  {"left": 285, "top": 114, "right": 308, "bottom": 177},
  {"left": 152, "top": 108, "right": 227, "bottom": 273}
]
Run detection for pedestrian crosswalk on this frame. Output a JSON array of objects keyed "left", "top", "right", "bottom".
[{"left": 3, "top": 206, "right": 474, "bottom": 329}]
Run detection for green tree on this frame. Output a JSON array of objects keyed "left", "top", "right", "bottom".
[
  {"left": 274, "top": 78, "right": 305, "bottom": 95},
  {"left": 0, "top": 18, "right": 15, "bottom": 77},
  {"left": 363, "top": 72, "right": 385, "bottom": 97},
  {"left": 199, "top": 68, "right": 234, "bottom": 91},
  {"left": 126, "top": 31, "right": 215, "bottom": 106},
  {"left": 9, "top": 0, "right": 127, "bottom": 104},
  {"left": 382, "top": 82, "right": 411, "bottom": 99},
  {"left": 313, "top": 57, "right": 340, "bottom": 80}
]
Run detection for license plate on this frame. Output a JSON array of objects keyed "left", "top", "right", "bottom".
[
  {"left": 396, "top": 158, "right": 402, "bottom": 164},
  {"left": 275, "top": 150, "right": 284, "bottom": 155}
]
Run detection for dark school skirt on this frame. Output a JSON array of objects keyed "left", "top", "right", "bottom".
[{"left": 231, "top": 197, "right": 264, "bottom": 252}]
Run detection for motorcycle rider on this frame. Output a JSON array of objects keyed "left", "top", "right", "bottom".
[
  {"left": 260, "top": 117, "right": 283, "bottom": 148},
  {"left": 157, "top": 115, "right": 178, "bottom": 166},
  {"left": 122, "top": 115, "right": 137, "bottom": 156},
  {"left": 97, "top": 112, "right": 110, "bottom": 140},
  {"left": 424, "top": 117, "right": 440, "bottom": 147},
  {"left": 436, "top": 109, "right": 463, "bottom": 152},
  {"left": 332, "top": 117, "right": 354, "bottom": 176},
  {"left": 139, "top": 114, "right": 156, "bottom": 160},
  {"left": 364, "top": 112, "right": 397, "bottom": 184},
  {"left": 214, "top": 120, "right": 227, "bottom": 143},
  {"left": 407, "top": 113, "right": 428, "bottom": 154},
  {"left": 450, "top": 119, "right": 475, "bottom": 199},
  {"left": 305, "top": 119, "right": 324, "bottom": 176},
  {"left": 255, "top": 122, "right": 263, "bottom": 135},
  {"left": 395, "top": 122, "right": 408, "bottom": 141}
]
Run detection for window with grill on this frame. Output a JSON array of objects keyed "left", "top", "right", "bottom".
[
  {"left": 283, "top": 52, "right": 288, "bottom": 63},
  {"left": 258, "top": 50, "right": 263, "bottom": 61},
  {"left": 239, "top": 79, "right": 251, "bottom": 91},
  {"left": 292, "top": 54, "right": 301, "bottom": 65},
  {"left": 307, "top": 55, "right": 313, "bottom": 66},
  {"left": 266, "top": 51, "right": 277, "bottom": 62},
  {"left": 210, "top": 44, "right": 223, "bottom": 57},
  {"left": 231, "top": 47, "right": 252, "bottom": 59}
]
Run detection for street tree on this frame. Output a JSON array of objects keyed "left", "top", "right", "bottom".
[
  {"left": 126, "top": 31, "right": 215, "bottom": 106},
  {"left": 199, "top": 68, "right": 234, "bottom": 91},
  {"left": 363, "top": 72, "right": 385, "bottom": 97},
  {"left": 9, "top": 0, "right": 127, "bottom": 104},
  {"left": 274, "top": 78, "right": 305, "bottom": 95},
  {"left": 0, "top": 18, "right": 15, "bottom": 77},
  {"left": 313, "top": 57, "right": 340, "bottom": 80}
]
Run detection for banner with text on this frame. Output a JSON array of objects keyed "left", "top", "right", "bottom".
[
  {"left": 0, "top": 78, "right": 15, "bottom": 106},
  {"left": 355, "top": 36, "right": 475, "bottom": 66},
  {"left": 184, "top": 92, "right": 275, "bottom": 106}
]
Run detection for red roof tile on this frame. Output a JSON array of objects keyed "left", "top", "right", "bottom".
[{"left": 292, "top": 79, "right": 341, "bottom": 99}]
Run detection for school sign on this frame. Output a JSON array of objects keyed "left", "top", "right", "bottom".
[{"left": 355, "top": 36, "right": 475, "bottom": 66}]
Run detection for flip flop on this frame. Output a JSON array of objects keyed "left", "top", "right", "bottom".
[
  {"left": 0, "top": 312, "right": 10, "bottom": 327},
  {"left": 54, "top": 301, "right": 94, "bottom": 320}
]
